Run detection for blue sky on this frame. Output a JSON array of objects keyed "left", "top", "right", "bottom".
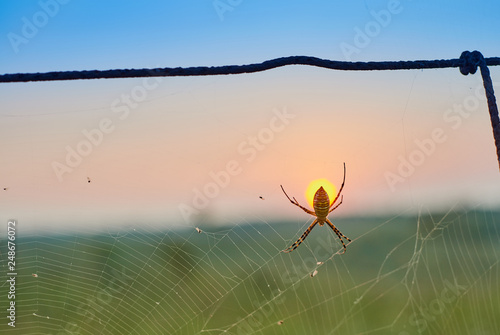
[
  {"left": 2, "top": 0, "right": 500, "bottom": 73},
  {"left": 1, "top": 1, "right": 500, "bottom": 231}
]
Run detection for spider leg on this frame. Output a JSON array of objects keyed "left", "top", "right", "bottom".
[
  {"left": 280, "top": 185, "right": 315, "bottom": 215},
  {"left": 328, "top": 195, "right": 343, "bottom": 214},
  {"left": 329, "top": 162, "right": 346, "bottom": 210},
  {"left": 283, "top": 219, "right": 318, "bottom": 253},
  {"left": 325, "top": 218, "right": 351, "bottom": 254}
]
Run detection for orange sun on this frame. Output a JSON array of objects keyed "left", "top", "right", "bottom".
[{"left": 305, "top": 178, "right": 337, "bottom": 208}]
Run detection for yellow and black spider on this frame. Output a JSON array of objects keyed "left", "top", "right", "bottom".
[{"left": 281, "top": 163, "right": 351, "bottom": 253}]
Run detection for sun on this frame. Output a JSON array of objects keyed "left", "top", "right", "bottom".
[{"left": 305, "top": 178, "right": 337, "bottom": 208}]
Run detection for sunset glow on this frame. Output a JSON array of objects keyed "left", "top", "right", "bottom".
[{"left": 305, "top": 178, "right": 337, "bottom": 208}]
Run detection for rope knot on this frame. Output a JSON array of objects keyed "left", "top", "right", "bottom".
[{"left": 459, "top": 50, "right": 484, "bottom": 75}]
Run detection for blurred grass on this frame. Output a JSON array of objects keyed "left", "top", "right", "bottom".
[{"left": 1, "top": 209, "right": 499, "bottom": 334}]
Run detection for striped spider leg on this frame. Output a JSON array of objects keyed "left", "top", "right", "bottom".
[{"left": 281, "top": 163, "right": 351, "bottom": 253}]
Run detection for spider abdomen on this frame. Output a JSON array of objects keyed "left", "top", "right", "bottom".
[{"left": 313, "top": 186, "right": 330, "bottom": 221}]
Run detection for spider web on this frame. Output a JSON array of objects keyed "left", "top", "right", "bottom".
[{"left": 1, "top": 68, "right": 499, "bottom": 335}]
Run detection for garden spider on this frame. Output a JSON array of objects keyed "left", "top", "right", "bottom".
[{"left": 281, "top": 163, "right": 351, "bottom": 254}]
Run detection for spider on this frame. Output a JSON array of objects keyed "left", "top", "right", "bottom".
[{"left": 281, "top": 162, "right": 351, "bottom": 254}]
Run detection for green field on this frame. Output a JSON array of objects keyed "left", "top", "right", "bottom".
[{"left": 1, "top": 209, "right": 499, "bottom": 334}]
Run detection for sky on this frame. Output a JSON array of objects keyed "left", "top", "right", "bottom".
[{"left": 1, "top": 0, "right": 500, "bottom": 231}]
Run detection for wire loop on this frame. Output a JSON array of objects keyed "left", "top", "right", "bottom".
[{"left": 459, "top": 50, "right": 482, "bottom": 75}]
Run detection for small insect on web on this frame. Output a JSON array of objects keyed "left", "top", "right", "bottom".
[{"left": 281, "top": 162, "right": 351, "bottom": 253}]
